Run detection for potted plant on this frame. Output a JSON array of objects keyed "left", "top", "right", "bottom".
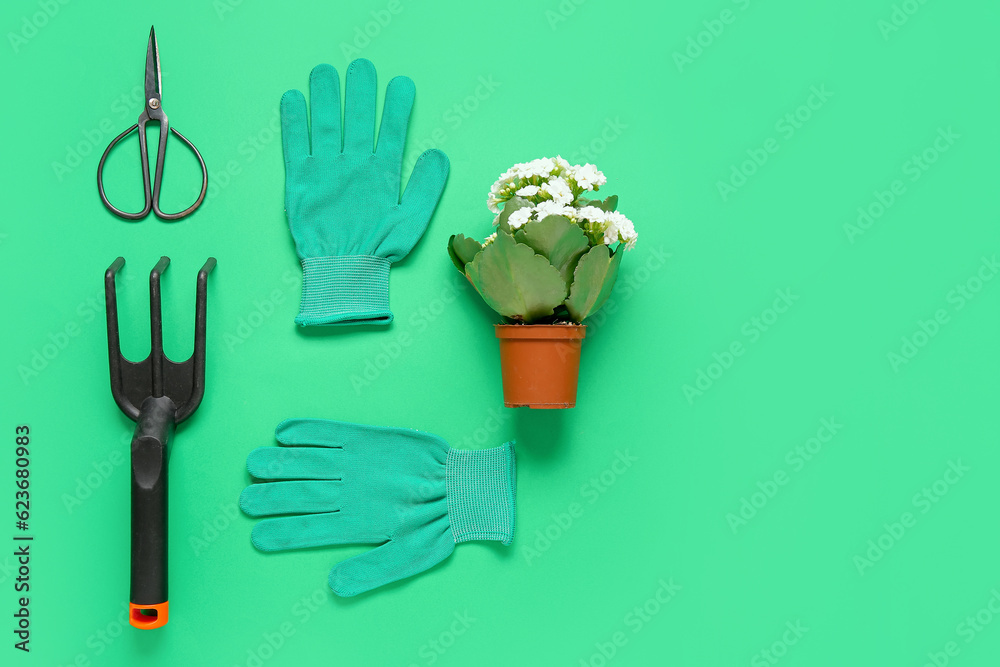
[{"left": 448, "top": 156, "right": 637, "bottom": 409}]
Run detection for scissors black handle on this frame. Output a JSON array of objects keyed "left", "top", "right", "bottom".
[{"left": 97, "top": 109, "right": 208, "bottom": 221}]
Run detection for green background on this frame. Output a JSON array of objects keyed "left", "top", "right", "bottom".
[{"left": 1, "top": 0, "right": 998, "bottom": 664}]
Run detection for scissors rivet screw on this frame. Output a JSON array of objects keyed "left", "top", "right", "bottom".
[{"left": 148, "top": 98, "right": 160, "bottom": 109}]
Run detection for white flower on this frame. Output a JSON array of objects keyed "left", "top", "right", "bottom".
[
  {"left": 483, "top": 232, "right": 498, "bottom": 245},
  {"left": 575, "top": 206, "right": 607, "bottom": 223},
  {"left": 507, "top": 207, "right": 532, "bottom": 230},
  {"left": 532, "top": 200, "right": 576, "bottom": 221},
  {"left": 541, "top": 177, "right": 573, "bottom": 205},
  {"left": 535, "top": 157, "right": 557, "bottom": 176},
  {"left": 511, "top": 162, "right": 531, "bottom": 179},
  {"left": 603, "top": 211, "right": 637, "bottom": 249},
  {"left": 512, "top": 157, "right": 554, "bottom": 180},
  {"left": 573, "top": 163, "right": 606, "bottom": 190},
  {"left": 487, "top": 167, "right": 522, "bottom": 212},
  {"left": 516, "top": 184, "right": 540, "bottom": 198}
]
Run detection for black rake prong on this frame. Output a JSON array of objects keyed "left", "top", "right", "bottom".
[
  {"left": 105, "top": 257, "right": 139, "bottom": 420},
  {"left": 174, "top": 257, "right": 216, "bottom": 423},
  {"left": 149, "top": 256, "right": 169, "bottom": 399}
]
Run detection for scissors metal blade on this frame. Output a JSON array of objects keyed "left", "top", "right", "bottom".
[{"left": 144, "top": 25, "right": 162, "bottom": 108}]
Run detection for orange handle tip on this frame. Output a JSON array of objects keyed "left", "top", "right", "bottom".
[{"left": 130, "top": 601, "right": 168, "bottom": 629}]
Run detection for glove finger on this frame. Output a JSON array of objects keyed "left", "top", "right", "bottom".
[
  {"left": 376, "top": 75, "right": 415, "bottom": 163},
  {"left": 309, "top": 64, "right": 342, "bottom": 155},
  {"left": 246, "top": 446, "right": 342, "bottom": 480},
  {"left": 275, "top": 418, "right": 448, "bottom": 452},
  {"left": 329, "top": 541, "right": 405, "bottom": 597},
  {"left": 329, "top": 508, "right": 455, "bottom": 597},
  {"left": 377, "top": 149, "right": 450, "bottom": 261},
  {"left": 343, "top": 58, "right": 377, "bottom": 154},
  {"left": 280, "top": 89, "right": 309, "bottom": 162},
  {"left": 240, "top": 480, "right": 343, "bottom": 517},
  {"left": 250, "top": 512, "right": 388, "bottom": 551}
]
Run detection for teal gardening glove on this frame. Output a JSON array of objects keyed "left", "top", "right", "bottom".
[
  {"left": 281, "top": 59, "right": 449, "bottom": 325},
  {"left": 240, "top": 420, "right": 516, "bottom": 596}
]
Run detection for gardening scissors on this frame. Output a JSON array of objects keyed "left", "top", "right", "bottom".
[{"left": 97, "top": 26, "right": 208, "bottom": 221}]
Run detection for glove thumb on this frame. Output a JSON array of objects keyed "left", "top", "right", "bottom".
[{"left": 329, "top": 515, "right": 454, "bottom": 597}]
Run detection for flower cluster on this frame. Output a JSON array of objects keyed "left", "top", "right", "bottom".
[
  {"left": 487, "top": 156, "right": 606, "bottom": 213},
  {"left": 576, "top": 207, "right": 638, "bottom": 250},
  {"left": 485, "top": 157, "right": 637, "bottom": 250}
]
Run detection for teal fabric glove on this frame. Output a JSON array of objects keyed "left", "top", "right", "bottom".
[
  {"left": 240, "top": 419, "right": 516, "bottom": 596},
  {"left": 281, "top": 59, "right": 449, "bottom": 326}
]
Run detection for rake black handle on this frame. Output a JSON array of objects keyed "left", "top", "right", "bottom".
[{"left": 129, "top": 395, "right": 175, "bottom": 629}]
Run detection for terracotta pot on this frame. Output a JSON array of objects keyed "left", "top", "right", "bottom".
[{"left": 494, "top": 324, "right": 586, "bottom": 409}]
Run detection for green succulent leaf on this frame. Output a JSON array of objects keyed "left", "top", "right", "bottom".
[
  {"left": 447, "top": 234, "right": 482, "bottom": 273},
  {"left": 564, "top": 244, "right": 624, "bottom": 322},
  {"left": 466, "top": 231, "right": 568, "bottom": 323},
  {"left": 513, "top": 215, "right": 590, "bottom": 288},
  {"left": 497, "top": 197, "right": 532, "bottom": 234},
  {"left": 573, "top": 194, "right": 618, "bottom": 212}
]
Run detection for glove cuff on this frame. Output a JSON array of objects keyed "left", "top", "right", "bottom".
[
  {"left": 446, "top": 442, "right": 516, "bottom": 545},
  {"left": 297, "top": 255, "right": 392, "bottom": 326}
]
